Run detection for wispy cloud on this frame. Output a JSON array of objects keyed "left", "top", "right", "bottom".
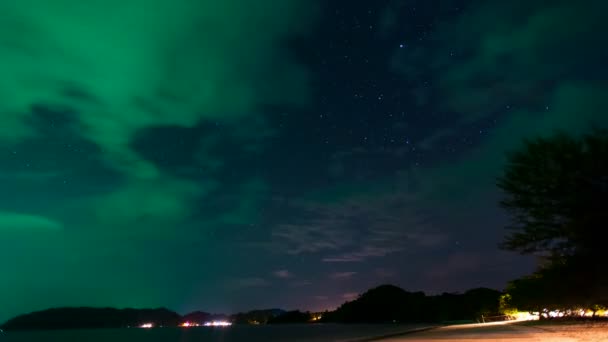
[
  {"left": 342, "top": 292, "right": 359, "bottom": 300},
  {"left": 273, "top": 270, "right": 292, "bottom": 279},
  {"left": 272, "top": 195, "right": 447, "bottom": 263},
  {"left": 290, "top": 280, "right": 312, "bottom": 287},
  {"left": 329, "top": 272, "right": 357, "bottom": 279},
  {"left": 0, "top": 212, "right": 63, "bottom": 231},
  {"left": 0, "top": 170, "right": 63, "bottom": 182},
  {"left": 323, "top": 245, "right": 402, "bottom": 263},
  {"left": 272, "top": 221, "right": 353, "bottom": 255}
]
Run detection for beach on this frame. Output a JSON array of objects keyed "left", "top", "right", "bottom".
[{"left": 379, "top": 321, "right": 608, "bottom": 342}]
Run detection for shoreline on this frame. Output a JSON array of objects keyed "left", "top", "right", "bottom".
[
  {"left": 347, "top": 326, "right": 441, "bottom": 342},
  {"left": 372, "top": 321, "right": 608, "bottom": 341}
]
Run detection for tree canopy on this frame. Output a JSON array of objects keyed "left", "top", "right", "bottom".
[
  {"left": 498, "top": 130, "right": 608, "bottom": 316},
  {"left": 498, "top": 130, "right": 608, "bottom": 260},
  {"left": 321, "top": 285, "right": 501, "bottom": 323}
]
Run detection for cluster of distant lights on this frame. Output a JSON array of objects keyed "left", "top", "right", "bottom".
[
  {"left": 139, "top": 321, "right": 232, "bottom": 329},
  {"left": 204, "top": 321, "right": 232, "bottom": 327},
  {"left": 182, "top": 321, "right": 232, "bottom": 327}
]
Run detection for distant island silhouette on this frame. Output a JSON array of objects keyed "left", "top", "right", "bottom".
[{"left": 1, "top": 284, "right": 502, "bottom": 331}]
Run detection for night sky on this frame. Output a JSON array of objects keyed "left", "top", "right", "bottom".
[{"left": 1, "top": 0, "right": 607, "bottom": 321}]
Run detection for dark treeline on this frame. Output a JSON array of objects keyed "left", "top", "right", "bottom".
[
  {"left": 1, "top": 285, "right": 501, "bottom": 331},
  {"left": 498, "top": 131, "right": 608, "bottom": 318},
  {"left": 323, "top": 285, "right": 501, "bottom": 323},
  {"left": 1, "top": 307, "right": 180, "bottom": 331},
  {"left": 1, "top": 307, "right": 284, "bottom": 331},
  {"left": 232, "top": 309, "right": 286, "bottom": 325},
  {"left": 268, "top": 310, "right": 314, "bottom": 324},
  {"left": 268, "top": 285, "right": 502, "bottom": 324}
]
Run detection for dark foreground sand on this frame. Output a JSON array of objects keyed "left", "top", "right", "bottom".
[{"left": 376, "top": 321, "right": 608, "bottom": 342}]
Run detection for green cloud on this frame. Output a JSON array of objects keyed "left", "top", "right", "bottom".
[
  {"left": 405, "top": 85, "right": 602, "bottom": 207},
  {"left": 0, "top": 0, "right": 314, "bottom": 176},
  {"left": 0, "top": 0, "right": 316, "bottom": 229},
  {"left": 0, "top": 211, "right": 63, "bottom": 231},
  {"left": 86, "top": 176, "right": 215, "bottom": 235}
]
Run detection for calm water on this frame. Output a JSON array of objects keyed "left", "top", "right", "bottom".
[{"left": 2, "top": 324, "right": 430, "bottom": 342}]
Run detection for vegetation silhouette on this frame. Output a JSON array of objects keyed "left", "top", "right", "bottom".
[
  {"left": 1, "top": 286, "right": 501, "bottom": 330},
  {"left": 232, "top": 309, "right": 285, "bottom": 324},
  {"left": 267, "top": 310, "right": 313, "bottom": 324},
  {"left": 1, "top": 307, "right": 180, "bottom": 331},
  {"left": 320, "top": 285, "right": 501, "bottom": 324},
  {"left": 499, "top": 130, "right": 608, "bottom": 318}
]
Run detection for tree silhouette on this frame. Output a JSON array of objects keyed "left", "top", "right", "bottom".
[
  {"left": 499, "top": 130, "right": 608, "bottom": 313},
  {"left": 321, "top": 284, "right": 501, "bottom": 323},
  {"left": 267, "top": 310, "right": 312, "bottom": 324},
  {"left": 498, "top": 130, "right": 608, "bottom": 261}
]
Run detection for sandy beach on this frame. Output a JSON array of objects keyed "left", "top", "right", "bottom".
[{"left": 378, "top": 321, "right": 608, "bottom": 342}]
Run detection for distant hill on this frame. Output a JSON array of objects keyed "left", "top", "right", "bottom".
[
  {"left": 181, "top": 311, "right": 211, "bottom": 323},
  {"left": 1, "top": 285, "right": 502, "bottom": 330},
  {"left": 322, "top": 284, "right": 502, "bottom": 323},
  {"left": 1, "top": 307, "right": 180, "bottom": 331},
  {"left": 1, "top": 307, "right": 286, "bottom": 331}
]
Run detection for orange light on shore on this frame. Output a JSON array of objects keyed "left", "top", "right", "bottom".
[
  {"left": 180, "top": 322, "right": 202, "bottom": 327},
  {"left": 310, "top": 314, "right": 323, "bottom": 321},
  {"left": 512, "top": 312, "right": 539, "bottom": 321}
]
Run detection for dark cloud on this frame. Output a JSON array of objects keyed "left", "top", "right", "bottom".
[
  {"left": 329, "top": 272, "right": 357, "bottom": 280},
  {"left": 273, "top": 270, "right": 293, "bottom": 279}
]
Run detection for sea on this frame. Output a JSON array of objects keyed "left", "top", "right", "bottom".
[{"left": 1, "top": 324, "right": 431, "bottom": 342}]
